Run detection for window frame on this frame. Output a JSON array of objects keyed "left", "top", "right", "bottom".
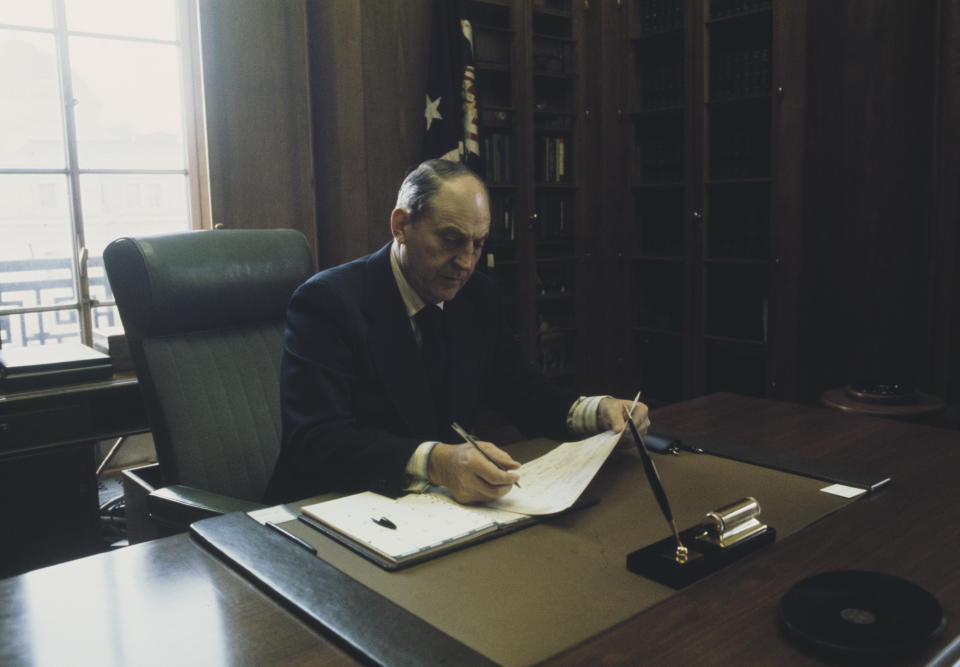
[{"left": 0, "top": 0, "right": 210, "bottom": 348}]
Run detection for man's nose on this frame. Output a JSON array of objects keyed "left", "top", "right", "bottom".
[{"left": 452, "top": 243, "right": 475, "bottom": 269}]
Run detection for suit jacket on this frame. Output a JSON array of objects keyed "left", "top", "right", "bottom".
[{"left": 264, "top": 243, "right": 579, "bottom": 503}]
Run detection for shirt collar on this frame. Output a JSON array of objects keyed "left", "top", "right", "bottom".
[{"left": 389, "top": 239, "right": 443, "bottom": 319}]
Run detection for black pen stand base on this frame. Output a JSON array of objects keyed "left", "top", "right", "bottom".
[{"left": 627, "top": 525, "right": 776, "bottom": 589}]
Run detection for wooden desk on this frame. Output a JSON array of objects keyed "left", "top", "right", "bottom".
[
  {"left": 1, "top": 394, "right": 958, "bottom": 665},
  {"left": 0, "top": 374, "right": 149, "bottom": 577}
]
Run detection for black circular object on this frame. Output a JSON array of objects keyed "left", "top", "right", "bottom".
[{"left": 779, "top": 570, "right": 945, "bottom": 659}]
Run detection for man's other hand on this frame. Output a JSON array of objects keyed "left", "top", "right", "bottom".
[{"left": 598, "top": 397, "right": 651, "bottom": 444}]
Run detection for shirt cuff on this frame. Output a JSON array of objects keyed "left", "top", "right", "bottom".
[
  {"left": 403, "top": 441, "right": 439, "bottom": 493},
  {"left": 566, "top": 395, "right": 611, "bottom": 436}
]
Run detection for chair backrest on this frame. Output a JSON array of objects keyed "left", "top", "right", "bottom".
[{"left": 104, "top": 229, "right": 314, "bottom": 501}]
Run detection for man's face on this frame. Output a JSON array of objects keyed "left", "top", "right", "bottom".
[{"left": 394, "top": 175, "right": 490, "bottom": 304}]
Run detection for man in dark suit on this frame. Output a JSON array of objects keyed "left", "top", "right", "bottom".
[{"left": 265, "top": 160, "right": 649, "bottom": 505}]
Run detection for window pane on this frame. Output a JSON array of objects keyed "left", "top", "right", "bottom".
[
  {"left": 0, "top": 1, "right": 54, "bottom": 29},
  {"left": 0, "top": 30, "right": 66, "bottom": 169},
  {"left": 0, "top": 174, "right": 77, "bottom": 318},
  {"left": 65, "top": 0, "right": 177, "bottom": 42},
  {"left": 91, "top": 304, "right": 121, "bottom": 332},
  {"left": 1, "top": 310, "right": 82, "bottom": 347},
  {"left": 70, "top": 36, "right": 185, "bottom": 170},
  {"left": 80, "top": 173, "right": 189, "bottom": 259}
]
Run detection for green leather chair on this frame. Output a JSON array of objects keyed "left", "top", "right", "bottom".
[{"left": 103, "top": 229, "right": 314, "bottom": 536}]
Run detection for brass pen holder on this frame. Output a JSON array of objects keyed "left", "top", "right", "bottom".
[{"left": 627, "top": 497, "right": 776, "bottom": 589}]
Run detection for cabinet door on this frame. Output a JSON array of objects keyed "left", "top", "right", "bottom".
[
  {"left": 700, "top": 0, "right": 774, "bottom": 398},
  {"left": 624, "top": 0, "right": 689, "bottom": 404},
  {"left": 624, "top": 0, "right": 777, "bottom": 404}
]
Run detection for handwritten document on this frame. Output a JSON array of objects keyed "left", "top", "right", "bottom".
[
  {"left": 296, "top": 430, "right": 624, "bottom": 567},
  {"left": 490, "top": 429, "right": 623, "bottom": 515}
]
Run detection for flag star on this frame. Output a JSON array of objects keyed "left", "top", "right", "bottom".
[{"left": 424, "top": 94, "right": 443, "bottom": 131}]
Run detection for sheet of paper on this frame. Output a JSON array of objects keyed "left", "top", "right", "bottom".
[
  {"left": 247, "top": 504, "right": 297, "bottom": 525},
  {"left": 819, "top": 483, "right": 867, "bottom": 499},
  {"left": 489, "top": 429, "right": 623, "bottom": 515}
]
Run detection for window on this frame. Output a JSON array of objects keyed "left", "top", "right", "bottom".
[{"left": 0, "top": 0, "right": 208, "bottom": 349}]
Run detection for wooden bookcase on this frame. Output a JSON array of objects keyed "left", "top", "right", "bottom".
[
  {"left": 467, "top": 0, "right": 943, "bottom": 410},
  {"left": 470, "top": 0, "right": 586, "bottom": 389},
  {"left": 617, "top": 0, "right": 794, "bottom": 405}
]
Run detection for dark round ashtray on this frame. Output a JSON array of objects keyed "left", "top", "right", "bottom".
[{"left": 844, "top": 381, "right": 919, "bottom": 405}]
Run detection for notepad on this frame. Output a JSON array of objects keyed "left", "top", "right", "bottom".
[
  {"left": 300, "top": 491, "right": 535, "bottom": 568},
  {"left": 299, "top": 429, "right": 623, "bottom": 569}
]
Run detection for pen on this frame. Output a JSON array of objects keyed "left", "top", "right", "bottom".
[
  {"left": 372, "top": 516, "right": 397, "bottom": 529},
  {"left": 451, "top": 421, "right": 520, "bottom": 487},
  {"left": 623, "top": 406, "right": 689, "bottom": 564},
  {"left": 265, "top": 520, "right": 317, "bottom": 555}
]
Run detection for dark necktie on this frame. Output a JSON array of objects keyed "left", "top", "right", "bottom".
[{"left": 416, "top": 305, "right": 447, "bottom": 423}]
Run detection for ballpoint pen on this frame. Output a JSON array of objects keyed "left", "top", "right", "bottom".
[
  {"left": 624, "top": 405, "right": 688, "bottom": 564},
  {"left": 451, "top": 421, "right": 520, "bottom": 487}
]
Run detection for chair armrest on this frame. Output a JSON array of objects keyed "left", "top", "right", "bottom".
[{"left": 148, "top": 485, "right": 267, "bottom": 529}]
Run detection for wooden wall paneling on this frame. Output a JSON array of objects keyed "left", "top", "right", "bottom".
[
  {"left": 768, "top": 0, "right": 808, "bottom": 402},
  {"left": 307, "top": 1, "right": 368, "bottom": 270},
  {"left": 307, "top": 1, "right": 432, "bottom": 270},
  {"left": 356, "top": 1, "right": 433, "bottom": 258},
  {"left": 928, "top": 0, "right": 960, "bottom": 428},
  {"left": 199, "top": 0, "right": 317, "bottom": 258},
  {"left": 800, "top": 0, "right": 938, "bottom": 401}
]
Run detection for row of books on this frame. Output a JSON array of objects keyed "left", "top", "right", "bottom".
[
  {"left": 710, "top": 127, "right": 769, "bottom": 179},
  {"left": 710, "top": 48, "right": 771, "bottom": 100},
  {"left": 488, "top": 195, "right": 516, "bottom": 243},
  {"left": 640, "top": 60, "right": 683, "bottom": 109},
  {"left": 536, "top": 135, "right": 568, "bottom": 183},
  {"left": 637, "top": 136, "right": 683, "bottom": 184},
  {"left": 634, "top": 0, "right": 682, "bottom": 35},
  {"left": 483, "top": 133, "right": 513, "bottom": 184},
  {"left": 710, "top": 0, "right": 772, "bottom": 20}
]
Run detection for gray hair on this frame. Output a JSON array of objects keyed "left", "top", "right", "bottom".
[{"left": 395, "top": 159, "right": 485, "bottom": 223}]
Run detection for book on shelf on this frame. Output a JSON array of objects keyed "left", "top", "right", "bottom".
[{"left": 297, "top": 429, "right": 623, "bottom": 570}]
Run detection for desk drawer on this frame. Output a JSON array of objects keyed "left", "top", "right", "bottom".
[{"left": 0, "top": 404, "right": 92, "bottom": 451}]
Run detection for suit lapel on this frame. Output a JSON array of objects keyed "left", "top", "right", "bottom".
[{"left": 362, "top": 244, "right": 437, "bottom": 438}]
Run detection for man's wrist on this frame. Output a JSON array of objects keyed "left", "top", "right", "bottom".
[
  {"left": 567, "top": 395, "right": 611, "bottom": 435},
  {"left": 403, "top": 441, "right": 439, "bottom": 493}
]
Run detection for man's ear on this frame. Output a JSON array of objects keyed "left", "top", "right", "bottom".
[{"left": 391, "top": 208, "right": 410, "bottom": 242}]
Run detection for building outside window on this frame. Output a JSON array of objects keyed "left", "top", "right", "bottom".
[{"left": 0, "top": 0, "right": 208, "bottom": 349}]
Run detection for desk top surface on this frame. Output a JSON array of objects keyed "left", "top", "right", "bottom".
[{"left": 2, "top": 393, "right": 958, "bottom": 666}]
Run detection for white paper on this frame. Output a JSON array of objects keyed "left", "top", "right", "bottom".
[
  {"left": 301, "top": 491, "right": 523, "bottom": 560},
  {"left": 820, "top": 483, "right": 867, "bottom": 499},
  {"left": 489, "top": 429, "right": 623, "bottom": 515},
  {"left": 247, "top": 504, "right": 297, "bottom": 525}
]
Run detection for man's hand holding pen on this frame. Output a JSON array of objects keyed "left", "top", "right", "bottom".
[{"left": 427, "top": 438, "right": 521, "bottom": 504}]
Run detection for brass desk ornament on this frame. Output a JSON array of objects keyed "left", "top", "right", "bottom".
[{"left": 627, "top": 494, "right": 776, "bottom": 589}]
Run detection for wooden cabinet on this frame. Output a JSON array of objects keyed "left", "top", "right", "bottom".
[
  {"left": 471, "top": 0, "right": 587, "bottom": 389},
  {"left": 615, "top": 0, "right": 799, "bottom": 405},
  {"left": 466, "top": 0, "right": 946, "bottom": 410}
]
